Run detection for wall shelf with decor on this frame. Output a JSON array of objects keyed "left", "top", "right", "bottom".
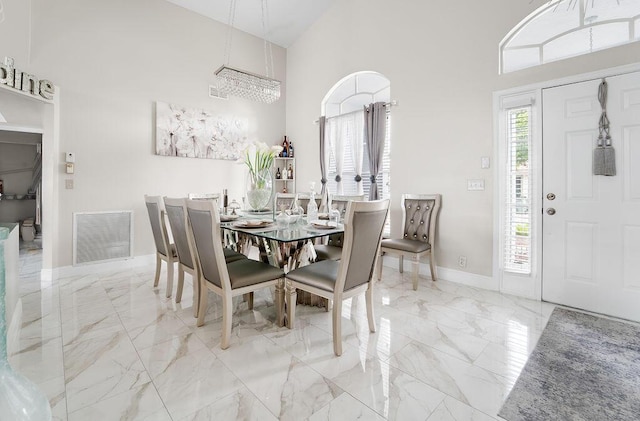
[{"left": 274, "top": 157, "right": 295, "bottom": 194}]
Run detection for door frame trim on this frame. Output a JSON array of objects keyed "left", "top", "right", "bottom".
[{"left": 493, "top": 62, "right": 640, "bottom": 300}]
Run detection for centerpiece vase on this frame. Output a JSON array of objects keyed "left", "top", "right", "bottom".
[
  {"left": 0, "top": 227, "right": 52, "bottom": 420},
  {"left": 246, "top": 168, "right": 274, "bottom": 211}
]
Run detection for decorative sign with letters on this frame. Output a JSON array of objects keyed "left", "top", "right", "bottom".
[{"left": 0, "top": 56, "right": 55, "bottom": 100}]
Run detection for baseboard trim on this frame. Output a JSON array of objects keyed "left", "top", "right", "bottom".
[
  {"left": 47, "top": 254, "right": 156, "bottom": 280},
  {"left": 382, "top": 256, "right": 498, "bottom": 291}
]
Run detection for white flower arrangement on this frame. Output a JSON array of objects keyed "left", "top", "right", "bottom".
[{"left": 239, "top": 141, "right": 282, "bottom": 189}]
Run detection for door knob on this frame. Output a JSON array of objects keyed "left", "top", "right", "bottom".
[
  {"left": 546, "top": 193, "right": 556, "bottom": 200},
  {"left": 546, "top": 208, "right": 556, "bottom": 215}
]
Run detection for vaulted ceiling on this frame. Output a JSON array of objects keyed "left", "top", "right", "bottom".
[{"left": 165, "top": 0, "right": 334, "bottom": 47}]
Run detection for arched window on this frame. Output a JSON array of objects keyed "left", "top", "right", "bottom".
[
  {"left": 500, "top": 0, "right": 640, "bottom": 74},
  {"left": 321, "top": 71, "right": 391, "bottom": 200}
]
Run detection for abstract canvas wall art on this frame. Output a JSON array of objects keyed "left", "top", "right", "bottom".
[{"left": 155, "top": 101, "right": 248, "bottom": 160}]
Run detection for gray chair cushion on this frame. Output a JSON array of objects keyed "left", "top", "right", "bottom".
[
  {"left": 224, "top": 248, "right": 247, "bottom": 263},
  {"left": 286, "top": 260, "right": 338, "bottom": 293},
  {"left": 381, "top": 238, "right": 431, "bottom": 253},
  {"left": 227, "top": 259, "right": 283, "bottom": 290},
  {"left": 314, "top": 244, "right": 343, "bottom": 261}
]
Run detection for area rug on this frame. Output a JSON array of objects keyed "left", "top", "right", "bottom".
[{"left": 498, "top": 307, "right": 640, "bottom": 421}]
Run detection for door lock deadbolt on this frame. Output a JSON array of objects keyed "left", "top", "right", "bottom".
[
  {"left": 546, "top": 208, "right": 556, "bottom": 215},
  {"left": 546, "top": 193, "right": 556, "bottom": 201}
]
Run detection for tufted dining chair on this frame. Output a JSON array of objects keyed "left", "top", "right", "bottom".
[
  {"left": 314, "top": 194, "right": 366, "bottom": 261},
  {"left": 144, "top": 195, "right": 177, "bottom": 298},
  {"left": 284, "top": 199, "right": 389, "bottom": 356},
  {"left": 185, "top": 199, "right": 285, "bottom": 349},
  {"left": 378, "top": 194, "right": 441, "bottom": 290},
  {"left": 164, "top": 197, "right": 247, "bottom": 317}
]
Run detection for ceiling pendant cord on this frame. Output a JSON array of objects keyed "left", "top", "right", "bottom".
[
  {"left": 261, "top": 0, "right": 275, "bottom": 79},
  {"left": 223, "top": 0, "right": 237, "bottom": 67}
]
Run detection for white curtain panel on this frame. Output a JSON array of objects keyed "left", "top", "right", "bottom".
[
  {"left": 327, "top": 116, "right": 344, "bottom": 194},
  {"left": 326, "top": 111, "right": 365, "bottom": 196},
  {"left": 349, "top": 111, "right": 365, "bottom": 196}
]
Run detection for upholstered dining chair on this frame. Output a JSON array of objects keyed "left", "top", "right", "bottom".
[
  {"left": 185, "top": 199, "right": 285, "bottom": 349},
  {"left": 144, "top": 195, "right": 177, "bottom": 298},
  {"left": 164, "top": 197, "right": 247, "bottom": 317},
  {"left": 378, "top": 194, "right": 441, "bottom": 290},
  {"left": 314, "top": 194, "right": 366, "bottom": 261},
  {"left": 284, "top": 199, "right": 389, "bottom": 356},
  {"left": 295, "top": 192, "right": 322, "bottom": 213},
  {"left": 275, "top": 192, "right": 296, "bottom": 211}
]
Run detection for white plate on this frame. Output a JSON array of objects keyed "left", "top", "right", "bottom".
[
  {"left": 220, "top": 214, "right": 240, "bottom": 222},
  {"left": 233, "top": 220, "right": 273, "bottom": 229},
  {"left": 309, "top": 220, "right": 338, "bottom": 229}
]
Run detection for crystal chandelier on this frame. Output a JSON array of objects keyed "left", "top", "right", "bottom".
[{"left": 215, "top": 0, "right": 281, "bottom": 104}]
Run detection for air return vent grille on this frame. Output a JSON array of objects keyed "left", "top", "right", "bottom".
[{"left": 73, "top": 211, "right": 133, "bottom": 265}]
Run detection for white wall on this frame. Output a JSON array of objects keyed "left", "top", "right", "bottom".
[
  {"left": 1, "top": 0, "right": 287, "bottom": 267},
  {"left": 285, "top": 0, "right": 640, "bottom": 281}
]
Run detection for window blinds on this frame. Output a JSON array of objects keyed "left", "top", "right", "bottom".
[{"left": 504, "top": 106, "right": 532, "bottom": 274}]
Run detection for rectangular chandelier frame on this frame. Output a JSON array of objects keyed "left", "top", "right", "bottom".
[{"left": 214, "top": 65, "right": 281, "bottom": 104}]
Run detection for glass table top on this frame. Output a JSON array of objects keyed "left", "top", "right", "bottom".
[{"left": 221, "top": 217, "right": 343, "bottom": 243}]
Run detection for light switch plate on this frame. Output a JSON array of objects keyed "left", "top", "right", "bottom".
[
  {"left": 481, "top": 156, "right": 490, "bottom": 169},
  {"left": 65, "top": 179, "right": 74, "bottom": 189},
  {"left": 467, "top": 179, "right": 485, "bottom": 191}
]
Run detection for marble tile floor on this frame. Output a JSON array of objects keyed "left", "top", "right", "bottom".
[{"left": 9, "top": 243, "right": 558, "bottom": 421}]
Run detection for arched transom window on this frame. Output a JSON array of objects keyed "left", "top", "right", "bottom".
[{"left": 500, "top": 0, "right": 640, "bottom": 74}]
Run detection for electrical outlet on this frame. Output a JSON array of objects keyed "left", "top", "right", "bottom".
[
  {"left": 467, "top": 179, "right": 485, "bottom": 191},
  {"left": 458, "top": 255, "right": 467, "bottom": 268},
  {"left": 65, "top": 179, "right": 74, "bottom": 189}
]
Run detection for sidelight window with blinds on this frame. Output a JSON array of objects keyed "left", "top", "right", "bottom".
[{"left": 504, "top": 106, "right": 532, "bottom": 274}]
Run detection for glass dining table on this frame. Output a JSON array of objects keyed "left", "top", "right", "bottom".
[{"left": 221, "top": 212, "right": 343, "bottom": 312}]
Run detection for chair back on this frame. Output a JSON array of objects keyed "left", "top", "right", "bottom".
[
  {"left": 163, "top": 197, "right": 194, "bottom": 270},
  {"left": 336, "top": 199, "right": 389, "bottom": 292},
  {"left": 188, "top": 193, "right": 220, "bottom": 201},
  {"left": 401, "top": 194, "right": 441, "bottom": 245},
  {"left": 185, "top": 199, "right": 230, "bottom": 290},
  {"left": 144, "top": 195, "right": 171, "bottom": 257},
  {"left": 330, "top": 194, "right": 366, "bottom": 219},
  {"left": 275, "top": 193, "right": 296, "bottom": 211},
  {"left": 325, "top": 194, "right": 366, "bottom": 246},
  {"left": 296, "top": 192, "right": 321, "bottom": 212}
]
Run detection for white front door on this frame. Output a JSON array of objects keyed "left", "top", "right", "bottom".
[{"left": 542, "top": 72, "right": 640, "bottom": 322}]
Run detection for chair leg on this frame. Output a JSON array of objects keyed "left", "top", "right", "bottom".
[
  {"left": 221, "top": 293, "right": 232, "bottom": 350},
  {"left": 285, "top": 281, "right": 297, "bottom": 329},
  {"left": 332, "top": 299, "right": 343, "bottom": 356},
  {"left": 429, "top": 251, "right": 438, "bottom": 281},
  {"left": 175, "top": 267, "right": 184, "bottom": 303},
  {"left": 366, "top": 287, "right": 376, "bottom": 333},
  {"left": 247, "top": 292, "right": 254, "bottom": 310},
  {"left": 165, "top": 260, "right": 174, "bottom": 298},
  {"left": 196, "top": 279, "right": 208, "bottom": 327},
  {"left": 192, "top": 272, "right": 199, "bottom": 318},
  {"left": 275, "top": 280, "right": 285, "bottom": 327},
  {"left": 153, "top": 255, "right": 161, "bottom": 287},
  {"left": 377, "top": 252, "right": 383, "bottom": 281},
  {"left": 412, "top": 255, "right": 419, "bottom": 291},
  {"left": 399, "top": 255, "right": 404, "bottom": 273}
]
